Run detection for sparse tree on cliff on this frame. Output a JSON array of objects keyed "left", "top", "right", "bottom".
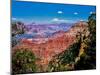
[{"left": 12, "top": 48, "right": 37, "bottom": 74}]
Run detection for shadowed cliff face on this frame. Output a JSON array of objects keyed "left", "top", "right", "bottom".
[{"left": 12, "top": 21, "right": 88, "bottom": 72}]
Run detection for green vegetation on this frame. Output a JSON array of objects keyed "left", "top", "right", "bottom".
[
  {"left": 47, "top": 13, "right": 96, "bottom": 71},
  {"left": 12, "top": 48, "right": 37, "bottom": 74},
  {"left": 12, "top": 38, "right": 19, "bottom": 47},
  {"left": 12, "top": 21, "right": 25, "bottom": 37},
  {"left": 75, "top": 13, "right": 96, "bottom": 70},
  {"left": 59, "top": 41, "right": 81, "bottom": 65},
  {"left": 47, "top": 38, "right": 81, "bottom": 72},
  {"left": 12, "top": 13, "right": 96, "bottom": 73},
  {"left": 12, "top": 21, "right": 25, "bottom": 47}
]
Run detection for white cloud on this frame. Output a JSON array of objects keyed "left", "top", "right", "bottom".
[
  {"left": 57, "top": 11, "right": 63, "bottom": 14},
  {"left": 80, "top": 19, "right": 84, "bottom": 21},
  {"left": 51, "top": 18, "right": 75, "bottom": 23},
  {"left": 12, "top": 17, "right": 17, "bottom": 20},
  {"left": 52, "top": 18, "right": 59, "bottom": 21},
  {"left": 74, "top": 12, "right": 78, "bottom": 15},
  {"left": 90, "top": 11, "right": 95, "bottom": 14},
  {"left": 51, "top": 18, "right": 67, "bottom": 22},
  {"left": 90, "top": 11, "right": 93, "bottom": 14}
]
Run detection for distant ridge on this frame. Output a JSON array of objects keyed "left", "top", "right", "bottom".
[{"left": 12, "top": 21, "right": 88, "bottom": 69}]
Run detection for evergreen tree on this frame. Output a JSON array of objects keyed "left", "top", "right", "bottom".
[{"left": 12, "top": 48, "right": 37, "bottom": 74}]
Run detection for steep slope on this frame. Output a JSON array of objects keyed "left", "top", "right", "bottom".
[{"left": 12, "top": 21, "right": 88, "bottom": 72}]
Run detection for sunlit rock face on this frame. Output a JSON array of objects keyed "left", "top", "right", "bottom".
[{"left": 12, "top": 21, "right": 88, "bottom": 70}]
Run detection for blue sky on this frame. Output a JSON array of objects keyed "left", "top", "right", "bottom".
[{"left": 12, "top": 0, "right": 96, "bottom": 24}]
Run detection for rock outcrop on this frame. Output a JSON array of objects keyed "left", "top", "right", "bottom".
[{"left": 12, "top": 21, "right": 88, "bottom": 71}]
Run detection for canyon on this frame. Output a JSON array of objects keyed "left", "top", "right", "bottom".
[{"left": 12, "top": 21, "right": 88, "bottom": 71}]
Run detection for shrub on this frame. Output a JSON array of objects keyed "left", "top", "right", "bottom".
[{"left": 12, "top": 48, "right": 37, "bottom": 74}]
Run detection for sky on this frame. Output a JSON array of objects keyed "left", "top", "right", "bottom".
[{"left": 12, "top": 0, "right": 96, "bottom": 24}]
